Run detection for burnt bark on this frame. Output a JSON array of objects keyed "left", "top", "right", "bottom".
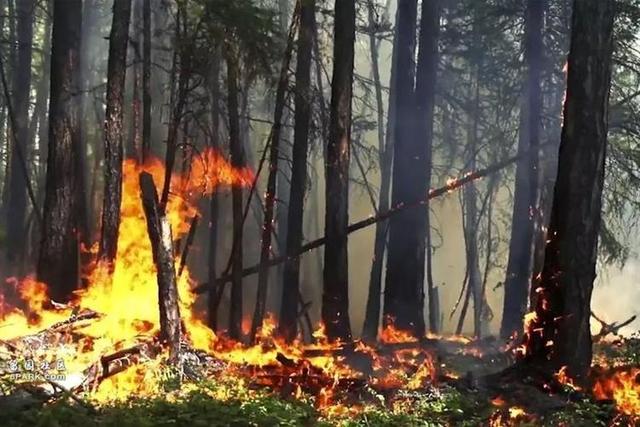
[
  {"left": 322, "top": 0, "right": 355, "bottom": 342},
  {"left": 38, "top": 0, "right": 83, "bottom": 302},
  {"left": 279, "top": 0, "right": 314, "bottom": 343},
  {"left": 225, "top": 42, "right": 246, "bottom": 340},
  {"left": 522, "top": 0, "right": 615, "bottom": 381},
  {"left": 362, "top": 0, "right": 395, "bottom": 342},
  {"left": 500, "top": 0, "right": 545, "bottom": 339},
  {"left": 98, "top": 0, "right": 132, "bottom": 267},
  {"left": 253, "top": 1, "right": 300, "bottom": 343},
  {"left": 142, "top": 0, "right": 151, "bottom": 162},
  {"left": 5, "top": 0, "right": 34, "bottom": 270},
  {"left": 207, "top": 50, "right": 221, "bottom": 331},
  {"left": 140, "top": 172, "right": 181, "bottom": 360},
  {"left": 130, "top": 0, "right": 142, "bottom": 162},
  {"left": 382, "top": 0, "right": 422, "bottom": 336},
  {"left": 415, "top": 0, "right": 440, "bottom": 334}
]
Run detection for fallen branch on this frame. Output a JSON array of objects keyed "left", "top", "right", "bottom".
[
  {"left": 591, "top": 311, "right": 637, "bottom": 342},
  {"left": 194, "top": 152, "right": 521, "bottom": 294}
]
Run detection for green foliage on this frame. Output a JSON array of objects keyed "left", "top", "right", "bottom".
[
  {"left": 542, "top": 399, "right": 614, "bottom": 427},
  {"left": 0, "top": 388, "right": 319, "bottom": 427}
]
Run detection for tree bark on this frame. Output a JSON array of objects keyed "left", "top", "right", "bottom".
[
  {"left": 322, "top": 0, "right": 355, "bottom": 342},
  {"left": 521, "top": 0, "right": 615, "bottom": 381},
  {"left": 382, "top": 0, "right": 422, "bottom": 336},
  {"left": 142, "top": 0, "right": 151, "bottom": 162},
  {"left": 500, "top": 0, "right": 545, "bottom": 339},
  {"left": 130, "top": 0, "right": 142, "bottom": 162},
  {"left": 414, "top": 0, "right": 440, "bottom": 335},
  {"left": 207, "top": 49, "right": 221, "bottom": 331},
  {"left": 252, "top": 2, "right": 300, "bottom": 343},
  {"left": 5, "top": 0, "right": 34, "bottom": 271},
  {"left": 38, "top": 0, "right": 84, "bottom": 302},
  {"left": 362, "top": 0, "right": 396, "bottom": 342},
  {"left": 278, "top": 0, "right": 314, "bottom": 343},
  {"left": 98, "top": 0, "right": 132, "bottom": 267},
  {"left": 139, "top": 172, "right": 181, "bottom": 360},
  {"left": 224, "top": 42, "right": 246, "bottom": 340}
]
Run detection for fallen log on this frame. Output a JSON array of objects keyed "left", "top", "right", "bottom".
[
  {"left": 140, "top": 172, "right": 181, "bottom": 361},
  {"left": 194, "top": 151, "right": 523, "bottom": 295}
]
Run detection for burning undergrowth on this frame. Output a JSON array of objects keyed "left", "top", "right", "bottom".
[{"left": 0, "top": 151, "right": 638, "bottom": 426}]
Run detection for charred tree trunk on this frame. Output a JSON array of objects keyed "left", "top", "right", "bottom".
[
  {"left": 278, "top": 0, "right": 314, "bottom": 343},
  {"left": 38, "top": 0, "right": 83, "bottom": 302},
  {"left": 5, "top": 0, "right": 34, "bottom": 271},
  {"left": 414, "top": 0, "right": 440, "bottom": 335},
  {"left": 140, "top": 172, "right": 181, "bottom": 360},
  {"left": 130, "top": 0, "right": 142, "bottom": 162},
  {"left": 98, "top": 0, "right": 132, "bottom": 267},
  {"left": 500, "top": 0, "right": 545, "bottom": 339},
  {"left": 522, "top": 0, "right": 615, "bottom": 381},
  {"left": 362, "top": 0, "right": 396, "bottom": 342},
  {"left": 322, "top": 0, "right": 355, "bottom": 342},
  {"left": 253, "top": 3, "right": 299, "bottom": 343},
  {"left": 207, "top": 50, "right": 221, "bottom": 331},
  {"left": 225, "top": 42, "right": 246, "bottom": 340},
  {"left": 382, "top": 0, "right": 422, "bottom": 336},
  {"left": 142, "top": 0, "right": 151, "bottom": 162}
]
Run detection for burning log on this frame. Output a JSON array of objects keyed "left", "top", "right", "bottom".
[{"left": 139, "top": 172, "right": 181, "bottom": 360}]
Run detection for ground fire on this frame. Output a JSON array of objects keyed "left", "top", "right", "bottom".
[{"left": 0, "top": 153, "right": 638, "bottom": 426}]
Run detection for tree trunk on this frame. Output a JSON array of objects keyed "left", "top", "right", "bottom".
[
  {"left": 130, "top": 0, "right": 142, "bottom": 162},
  {"left": 414, "top": 0, "right": 440, "bottom": 334},
  {"left": 225, "top": 42, "right": 246, "bottom": 340},
  {"left": 500, "top": 0, "right": 544, "bottom": 339},
  {"left": 465, "top": 67, "right": 483, "bottom": 338},
  {"left": 98, "top": 0, "right": 132, "bottom": 267},
  {"left": 38, "top": 0, "right": 83, "bottom": 302},
  {"left": 322, "top": 0, "right": 355, "bottom": 342},
  {"left": 142, "top": 0, "right": 151, "bottom": 162},
  {"left": 140, "top": 172, "right": 181, "bottom": 360},
  {"left": 522, "top": 0, "right": 615, "bottom": 382},
  {"left": 382, "top": 0, "right": 422, "bottom": 336},
  {"left": 5, "top": 0, "right": 34, "bottom": 272},
  {"left": 362, "top": 0, "right": 396, "bottom": 342},
  {"left": 207, "top": 50, "right": 221, "bottom": 331},
  {"left": 252, "top": 2, "right": 299, "bottom": 343},
  {"left": 279, "top": 0, "right": 314, "bottom": 342}
]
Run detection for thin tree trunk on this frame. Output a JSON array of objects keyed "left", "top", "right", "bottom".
[
  {"left": 98, "top": 0, "right": 132, "bottom": 267},
  {"left": 142, "top": 0, "right": 151, "bottom": 162},
  {"left": 322, "top": 0, "right": 355, "bottom": 342},
  {"left": 207, "top": 49, "right": 221, "bottom": 331},
  {"left": 465, "top": 67, "right": 483, "bottom": 339},
  {"left": 225, "top": 42, "right": 246, "bottom": 340},
  {"left": 38, "top": 0, "right": 83, "bottom": 302},
  {"left": 5, "top": 0, "right": 34, "bottom": 272},
  {"left": 252, "top": 2, "right": 300, "bottom": 343},
  {"left": 521, "top": 0, "right": 615, "bottom": 382},
  {"left": 362, "top": 0, "right": 396, "bottom": 342},
  {"left": 500, "top": 0, "right": 544, "bottom": 339},
  {"left": 130, "top": 0, "right": 142, "bottom": 162},
  {"left": 278, "top": 0, "right": 314, "bottom": 343}
]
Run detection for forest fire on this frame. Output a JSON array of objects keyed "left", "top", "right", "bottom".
[{"left": 0, "top": 151, "right": 443, "bottom": 414}]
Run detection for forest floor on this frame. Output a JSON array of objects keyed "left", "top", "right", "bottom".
[{"left": 0, "top": 334, "right": 637, "bottom": 427}]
